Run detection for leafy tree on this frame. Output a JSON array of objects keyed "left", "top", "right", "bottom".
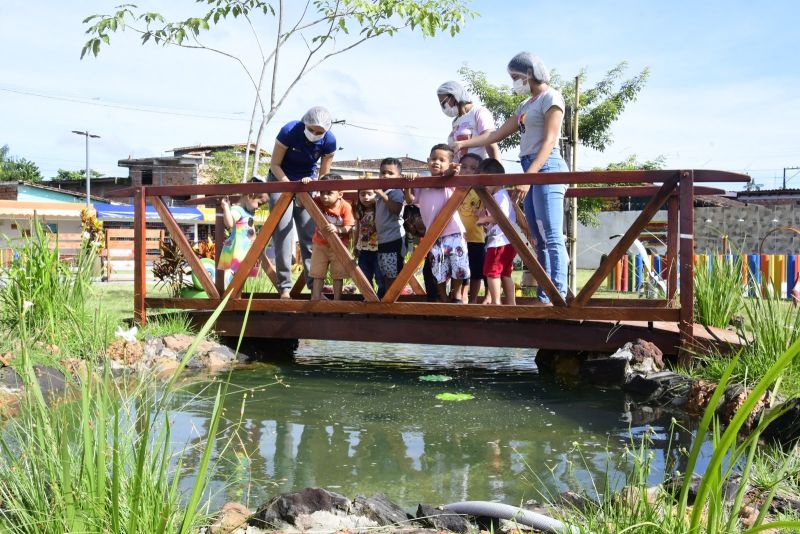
[
  {"left": 82, "top": 0, "right": 476, "bottom": 181},
  {"left": 578, "top": 155, "right": 666, "bottom": 226},
  {"left": 0, "top": 145, "right": 44, "bottom": 182},
  {"left": 55, "top": 168, "right": 104, "bottom": 181},
  {"left": 203, "top": 148, "right": 270, "bottom": 184},
  {"left": 459, "top": 62, "right": 650, "bottom": 153}
]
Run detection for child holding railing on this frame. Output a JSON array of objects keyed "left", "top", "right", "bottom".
[
  {"left": 218, "top": 180, "right": 269, "bottom": 283},
  {"left": 475, "top": 158, "right": 517, "bottom": 305},
  {"left": 404, "top": 144, "right": 470, "bottom": 302}
]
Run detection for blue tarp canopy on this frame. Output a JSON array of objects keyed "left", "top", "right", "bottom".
[{"left": 94, "top": 203, "right": 203, "bottom": 222}]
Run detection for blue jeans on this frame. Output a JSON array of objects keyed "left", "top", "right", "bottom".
[
  {"left": 357, "top": 250, "right": 385, "bottom": 298},
  {"left": 520, "top": 149, "right": 569, "bottom": 303},
  {"left": 267, "top": 171, "right": 314, "bottom": 291}
]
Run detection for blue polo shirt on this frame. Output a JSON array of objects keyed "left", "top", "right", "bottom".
[{"left": 275, "top": 120, "right": 337, "bottom": 181}]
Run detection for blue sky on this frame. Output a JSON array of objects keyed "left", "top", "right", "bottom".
[{"left": 1, "top": 0, "right": 798, "bottom": 190}]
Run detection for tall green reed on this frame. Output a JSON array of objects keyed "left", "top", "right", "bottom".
[
  {"left": 559, "top": 337, "right": 800, "bottom": 533},
  {"left": 0, "top": 268, "right": 250, "bottom": 532},
  {"left": 694, "top": 254, "right": 744, "bottom": 329},
  {"left": 0, "top": 217, "right": 107, "bottom": 356}
]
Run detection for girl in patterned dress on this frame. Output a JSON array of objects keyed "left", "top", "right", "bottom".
[
  {"left": 218, "top": 191, "right": 269, "bottom": 283},
  {"left": 354, "top": 189, "right": 385, "bottom": 297}
]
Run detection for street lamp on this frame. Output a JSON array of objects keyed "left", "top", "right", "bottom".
[{"left": 71, "top": 130, "right": 100, "bottom": 207}]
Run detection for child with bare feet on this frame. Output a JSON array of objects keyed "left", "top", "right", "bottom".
[{"left": 309, "top": 174, "right": 355, "bottom": 300}]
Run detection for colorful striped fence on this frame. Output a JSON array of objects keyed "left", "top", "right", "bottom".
[{"left": 604, "top": 253, "right": 800, "bottom": 300}]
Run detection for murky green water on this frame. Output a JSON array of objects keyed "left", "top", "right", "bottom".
[{"left": 167, "top": 340, "right": 703, "bottom": 511}]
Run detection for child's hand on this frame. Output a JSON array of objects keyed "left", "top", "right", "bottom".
[
  {"left": 444, "top": 162, "right": 460, "bottom": 176},
  {"left": 403, "top": 172, "right": 418, "bottom": 181},
  {"left": 325, "top": 222, "right": 337, "bottom": 234},
  {"left": 450, "top": 140, "right": 463, "bottom": 153},
  {"left": 220, "top": 197, "right": 230, "bottom": 209},
  {"left": 300, "top": 177, "right": 312, "bottom": 184}
]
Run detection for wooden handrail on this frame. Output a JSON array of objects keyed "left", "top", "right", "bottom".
[{"left": 107, "top": 169, "right": 749, "bottom": 198}]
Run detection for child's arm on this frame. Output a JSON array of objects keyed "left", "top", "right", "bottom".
[
  {"left": 376, "top": 189, "right": 404, "bottom": 215},
  {"left": 476, "top": 209, "right": 495, "bottom": 226},
  {"left": 403, "top": 188, "right": 415, "bottom": 205},
  {"left": 220, "top": 197, "right": 234, "bottom": 230}
]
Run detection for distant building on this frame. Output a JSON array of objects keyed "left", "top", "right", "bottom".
[
  {"left": 47, "top": 176, "right": 131, "bottom": 199},
  {"left": 117, "top": 142, "right": 268, "bottom": 204},
  {"left": 332, "top": 156, "right": 429, "bottom": 178}
]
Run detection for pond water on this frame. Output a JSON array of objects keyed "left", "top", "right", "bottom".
[{"left": 166, "top": 340, "right": 708, "bottom": 511}]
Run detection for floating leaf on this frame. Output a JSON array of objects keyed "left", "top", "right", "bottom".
[
  {"left": 435, "top": 393, "right": 474, "bottom": 402},
  {"left": 419, "top": 374, "right": 452, "bottom": 382}
]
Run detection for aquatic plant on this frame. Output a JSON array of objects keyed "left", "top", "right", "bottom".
[
  {"left": 694, "top": 254, "right": 744, "bottom": 328},
  {"left": 0, "top": 285, "right": 259, "bottom": 532},
  {"left": 0, "top": 217, "right": 107, "bottom": 356},
  {"left": 554, "top": 337, "right": 800, "bottom": 532}
]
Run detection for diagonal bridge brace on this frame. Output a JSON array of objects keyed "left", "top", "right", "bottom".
[
  {"left": 573, "top": 174, "right": 680, "bottom": 306},
  {"left": 474, "top": 188, "right": 566, "bottom": 306}
]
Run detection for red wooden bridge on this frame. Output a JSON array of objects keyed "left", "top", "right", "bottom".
[{"left": 124, "top": 169, "right": 749, "bottom": 358}]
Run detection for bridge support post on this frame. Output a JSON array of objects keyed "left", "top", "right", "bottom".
[
  {"left": 133, "top": 187, "right": 147, "bottom": 326},
  {"left": 678, "top": 171, "right": 695, "bottom": 364}
]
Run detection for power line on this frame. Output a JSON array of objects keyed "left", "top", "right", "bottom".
[{"left": 0, "top": 86, "right": 249, "bottom": 121}]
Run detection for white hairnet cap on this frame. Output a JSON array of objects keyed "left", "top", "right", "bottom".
[
  {"left": 302, "top": 106, "right": 332, "bottom": 130},
  {"left": 436, "top": 81, "right": 472, "bottom": 104},
  {"left": 507, "top": 52, "right": 549, "bottom": 83}
]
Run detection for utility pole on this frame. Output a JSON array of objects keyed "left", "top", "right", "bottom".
[
  {"left": 783, "top": 166, "right": 800, "bottom": 189},
  {"left": 71, "top": 130, "right": 101, "bottom": 207},
  {"left": 568, "top": 76, "right": 580, "bottom": 295}
]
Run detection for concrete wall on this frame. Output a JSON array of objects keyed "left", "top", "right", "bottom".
[
  {"left": 576, "top": 210, "right": 667, "bottom": 269},
  {"left": 576, "top": 203, "right": 800, "bottom": 269}
]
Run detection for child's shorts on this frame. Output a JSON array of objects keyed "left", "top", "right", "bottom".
[
  {"left": 377, "top": 238, "right": 404, "bottom": 279},
  {"left": 466, "top": 241, "right": 486, "bottom": 280},
  {"left": 310, "top": 243, "right": 348, "bottom": 280},
  {"left": 484, "top": 244, "right": 516, "bottom": 278},
  {"left": 428, "top": 232, "right": 470, "bottom": 284}
]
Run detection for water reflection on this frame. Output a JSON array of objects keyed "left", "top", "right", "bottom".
[{"left": 164, "top": 340, "right": 701, "bottom": 511}]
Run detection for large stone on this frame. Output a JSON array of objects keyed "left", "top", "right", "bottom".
[
  {"left": 162, "top": 334, "right": 195, "bottom": 353},
  {"left": 717, "top": 384, "right": 768, "bottom": 430},
  {"left": 352, "top": 493, "right": 412, "bottom": 526},
  {"left": 209, "top": 502, "right": 251, "bottom": 534},
  {"left": 623, "top": 374, "right": 664, "bottom": 397},
  {"left": 761, "top": 398, "right": 800, "bottom": 448},
  {"left": 580, "top": 357, "right": 628, "bottom": 386},
  {"left": 248, "top": 487, "right": 351, "bottom": 528},
  {"left": 415, "top": 504, "right": 470, "bottom": 533},
  {"left": 207, "top": 345, "right": 238, "bottom": 364},
  {"left": 143, "top": 337, "right": 165, "bottom": 362},
  {"left": 33, "top": 365, "right": 67, "bottom": 398},
  {"left": 629, "top": 339, "right": 665, "bottom": 370},
  {"left": 0, "top": 366, "right": 23, "bottom": 390},
  {"left": 685, "top": 380, "right": 717, "bottom": 416}
]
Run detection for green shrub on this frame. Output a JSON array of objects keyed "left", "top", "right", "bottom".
[
  {"left": 0, "top": 218, "right": 110, "bottom": 356},
  {"left": 694, "top": 254, "right": 744, "bottom": 328}
]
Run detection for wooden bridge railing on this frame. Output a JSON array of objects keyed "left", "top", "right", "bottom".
[{"left": 123, "top": 169, "right": 749, "bottom": 352}]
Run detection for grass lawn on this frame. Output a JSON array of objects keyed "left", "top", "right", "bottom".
[{"left": 90, "top": 283, "right": 171, "bottom": 320}]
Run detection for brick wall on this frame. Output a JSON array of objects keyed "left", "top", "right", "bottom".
[{"left": 0, "top": 183, "right": 18, "bottom": 200}]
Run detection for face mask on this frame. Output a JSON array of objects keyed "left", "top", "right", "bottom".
[
  {"left": 441, "top": 102, "right": 458, "bottom": 118},
  {"left": 304, "top": 127, "right": 325, "bottom": 142},
  {"left": 512, "top": 78, "right": 530, "bottom": 95}
]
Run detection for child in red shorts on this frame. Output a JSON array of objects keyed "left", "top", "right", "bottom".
[{"left": 476, "top": 159, "right": 517, "bottom": 305}]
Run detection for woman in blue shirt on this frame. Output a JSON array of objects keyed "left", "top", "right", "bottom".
[{"left": 267, "top": 106, "right": 337, "bottom": 298}]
